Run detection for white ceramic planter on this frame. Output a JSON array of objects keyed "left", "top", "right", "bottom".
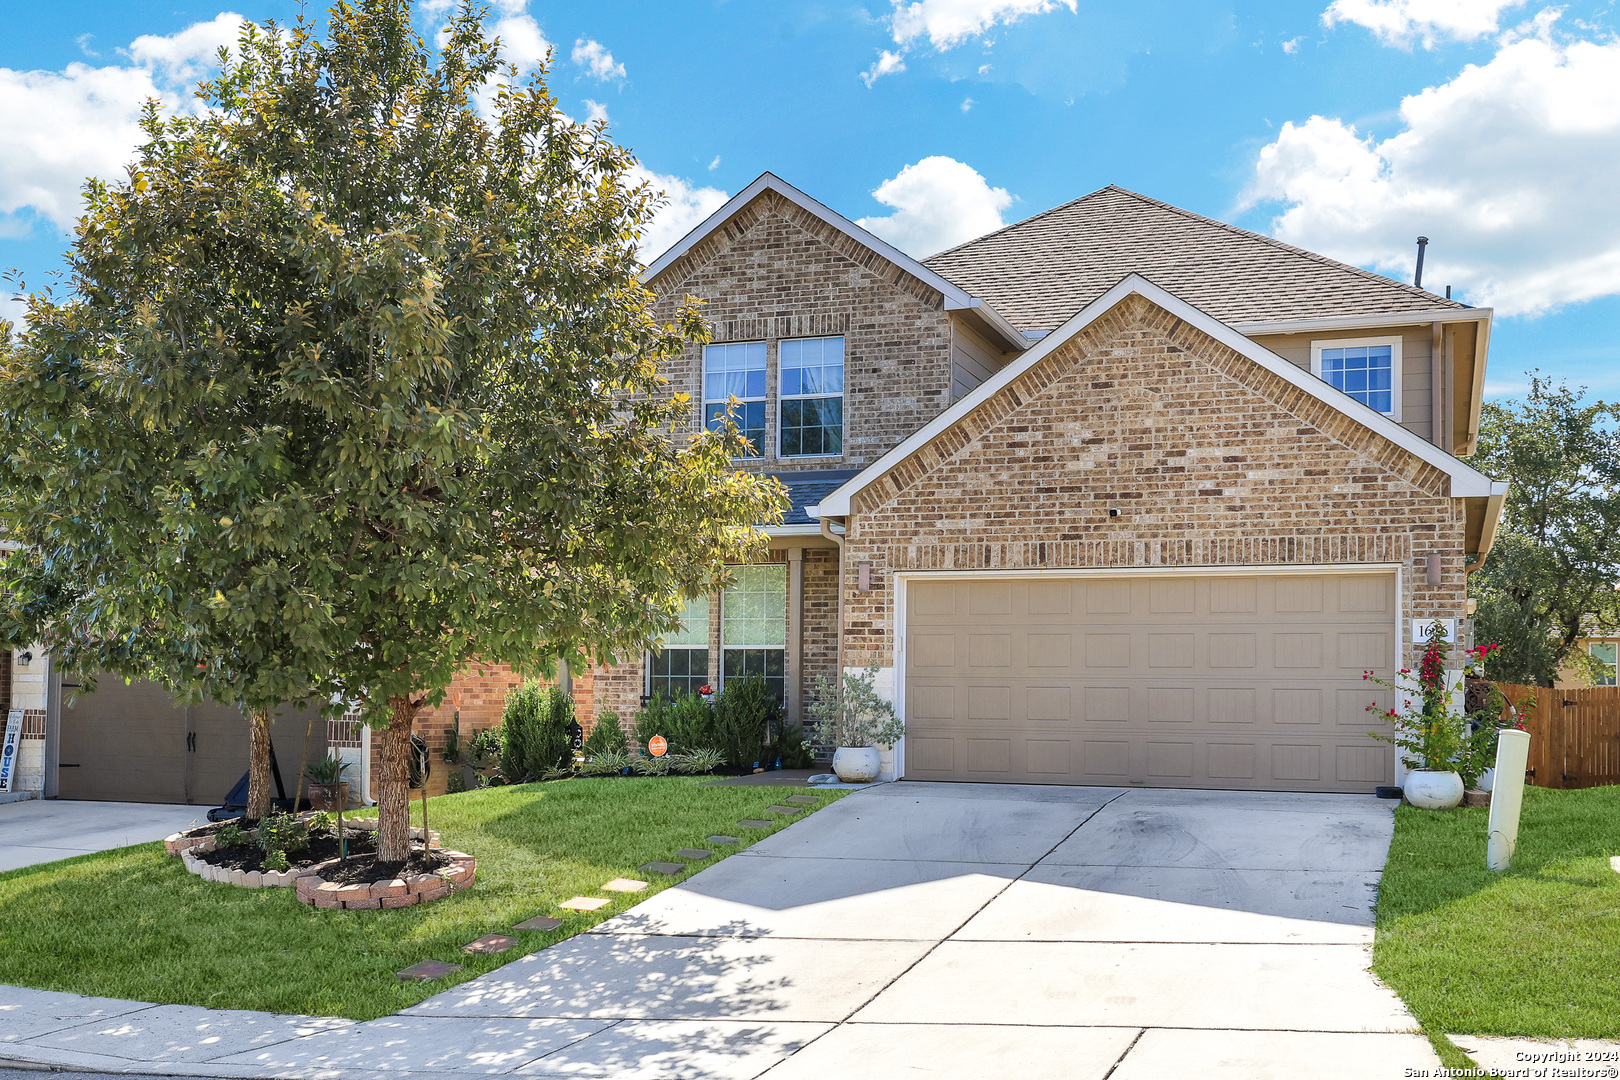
[
  {"left": 1404, "top": 769, "right": 1465, "bottom": 810},
  {"left": 833, "top": 746, "right": 881, "bottom": 783}
]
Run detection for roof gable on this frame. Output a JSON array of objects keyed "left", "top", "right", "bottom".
[
  {"left": 810, "top": 274, "right": 1504, "bottom": 517},
  {"left": 643, "top": 173, "right": 1027, "bottom": 351},
  {"left": 923, "top": 186, "right": 1470, "bottom": 333}
]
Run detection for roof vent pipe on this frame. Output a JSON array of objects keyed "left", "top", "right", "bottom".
[{"left": 1414, "top": 236, "right": 1429, "bottom": 289}]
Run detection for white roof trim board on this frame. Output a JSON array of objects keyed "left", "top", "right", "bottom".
[
  {"left": 1230, "top": 307, "right": 1493, "bottom": 336},
  {"left": 642, "top": 172, "right": 1028, "bottom": 352},
  {"left": 810, "top": 274, "right": 1507, "bottom": 517}
]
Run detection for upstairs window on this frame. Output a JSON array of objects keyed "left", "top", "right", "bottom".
[
  {"left": 779, "top": 336, "right": 844, "bottom": 458},
  {"left": 1312, "top": 336, "right": 1401, "bottom": 419},
  {"left": 648, "top": 595, "right": 710, "bottom": 702},
  {"left": 704, "top": 341, "right": 767, "bottom": 456}
]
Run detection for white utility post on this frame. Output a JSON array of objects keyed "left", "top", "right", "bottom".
[{"left": 1487, "top": 729, "right": 1532, "bottom": 871}]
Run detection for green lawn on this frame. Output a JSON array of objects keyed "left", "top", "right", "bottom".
[
  {"left": 0, "top": 778, "right": 845, "bottom": 1021},
  {"left": 1374, "top": 784, "right": 1620, "bottom": 1040}
]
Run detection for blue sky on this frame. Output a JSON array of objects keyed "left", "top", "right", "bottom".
[{"left": 4, "top": 0, "right": 1618, "bottom": 399}]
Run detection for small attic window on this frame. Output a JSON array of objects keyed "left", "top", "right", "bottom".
[{"left": 1311, "top": 336, "right": 1402, "bottom": 420}]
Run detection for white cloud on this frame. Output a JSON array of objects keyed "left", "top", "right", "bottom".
[
  {"left": 490, "top": 6, "right": 552, "bottom": 73},
  {"left": 960, "top": 96, "right": 974, "bottom": 111},
  {"left": 708, "top": 155, "right": 721, "bottom": 171},
  {"left": 890, "top": 0, "right": 1077, "bottom": 50},
  {"left": 1282, "top": 36, "right": 1303, "bottom": 53},
  {"left": 126, "top": 12, "right": 243, "bottom": 83},
  {"left": 1243, "top": 20, "right": 1620, "bottom": 317},
  {"left": 1321, "top": 0, "right": 1526, "bottom": 48},
  {"left": 631, "top": 165, "right": 729, "bottom": 263},
  {"left": 855, "top": 156, "right": 1012, "bottom": 258},
  {"left": 0, "top": 15, "right": 243, "bottom": 235},
  {"left": 862, "top": 50, "right": 907, "bottom": 87},
  {"left": 583, "top": 99, "right": 609, "bottom": 125},
  {"left": 571, "top": 38, "right": 625, "bottom": 81}
]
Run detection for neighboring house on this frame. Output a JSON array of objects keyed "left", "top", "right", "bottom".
[
  {"left": 592, "top": 173, "right": 1507, "bottom": 795},
  {"left": 1556, "top": 636, "right": 1620, "bottom": 688}
]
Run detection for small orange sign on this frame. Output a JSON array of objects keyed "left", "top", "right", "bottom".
[{"left": 648, "top": 735, "right": 668, "bottom": 757}]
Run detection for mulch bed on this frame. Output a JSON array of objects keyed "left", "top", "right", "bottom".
[
  {"left": 198, "top": 826, "right": 377, "bottom": 874},
  {"left": 320, "top": 849, "right": 450, "bottom": 886}
]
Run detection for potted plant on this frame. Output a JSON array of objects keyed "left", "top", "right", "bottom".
[
  {"left": 808, "top": 665, "right": 904, "bottom": 783},
  {"left": 304, "top": 754, "right": 351, "bottom": 812},
  {"left": 1365, "top": 624, "right": 1507, "bottom": 810}
]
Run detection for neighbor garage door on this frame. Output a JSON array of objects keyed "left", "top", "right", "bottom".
[{"left": 903, "top": 572, "right": 1397, "bottom": 793}]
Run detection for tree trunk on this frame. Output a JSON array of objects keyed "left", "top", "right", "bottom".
[
  {"left": 376, "top": 695, "right": 418, "bottom": 863},
  {"left": 247, "top": 705, "right": 273, "bottom": 821}
]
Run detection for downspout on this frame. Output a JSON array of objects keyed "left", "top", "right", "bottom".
[
  {"left": 819, "top": 517, "right": 846, "bottom": 676},
  {"left": 360, "top": 722, "right": 375, "bottom": 806}
]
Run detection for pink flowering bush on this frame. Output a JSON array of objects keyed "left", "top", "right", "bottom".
[{"left": 1365, "top": 622, "right": 1510, "bottom": 788}]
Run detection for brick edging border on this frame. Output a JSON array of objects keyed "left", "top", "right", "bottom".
[
  {"left": 165, "top": 820, "right": 444, "bottom": 892},
  {"left": 296, "top": 851, "right": 476, "bottom": 910}
]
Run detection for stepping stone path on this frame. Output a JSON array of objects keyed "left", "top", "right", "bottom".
[
  {"left": 601, "top": 878, "right": 647, "bottom": 893},
  {"left": 765, "top": 805, "right": 802, "bottom": 815},
  {"left": 675, "top": 848, "right": 713, "bottom": 861},
  {"left": 785, "top": 795, "right": 818, "bottom": 805},
  {"left": 512, "top": 915, "right": 563, "bottom": 932},
  {"left": 737, "top": 819, "right": 772, "bottom": 829},
  {"left": 462, "top": 934, "right": 517, "bottom": 955},
  {"left": 396, "top": 960, "right": 462, "bottom": 981},
  {"left": 706, "top": 835, "right": 739, "bottom": 844},
  {"left": 638, "top": 862, "right": 686, "bottom": 876},
  {"left": 559, "top": 896, "right": 612, "bottom": 912}
]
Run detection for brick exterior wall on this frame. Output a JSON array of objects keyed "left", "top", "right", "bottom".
[
  {"left": 800, "top": 548, "right": 840, "bottom": 746},
  {"left": 841, "top": 294, "right": 1468, "bottom": 670},
  {"left": 649, "top": 189, "right": 957, "bottom": 471}
]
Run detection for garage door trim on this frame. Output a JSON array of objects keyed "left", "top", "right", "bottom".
[{"left": 892, "top": 563, "right": 1406, "bottom": 785}]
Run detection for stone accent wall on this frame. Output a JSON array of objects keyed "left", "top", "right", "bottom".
[
  {"left": 649, "top": 189, "right": 958, "bottom": 471},
  {"left": 841, "top": 294, "right": 1468, "bottom": 671}
]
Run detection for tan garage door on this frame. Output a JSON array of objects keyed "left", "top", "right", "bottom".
[
  {"left": 903, "top": 573, "right": 1397, "bottom": 793},
  {"left": 58, "top": 677, "right": 326, "bottom": 804}
]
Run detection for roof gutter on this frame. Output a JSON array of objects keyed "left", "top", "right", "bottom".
[{"left": 1229, "top": 308, "right": 1492, "bottom": 336}]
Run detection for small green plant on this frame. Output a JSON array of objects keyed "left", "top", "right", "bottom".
[
  {"left": 582, "top": 710, "right": 628, "bottom": 756},
  {"left": 632, "top": 754, "right": 672, "bottom": 776},
  {"left": 446, "top": 770, "right": 468, "bottom": 793},
  {"left": 465, "top": 726, "right": 503, "bottom": 785},
  {"left": 213, "top": 823, "right": 248, "bottom": 849},
  {"left": 808, "top": 665, "right": 903, "bottom": 750},
  {"left": 303, "top": 754, "right": 350, "bottom": 786},
  {"left": 442, "top": 715, "right": 462, "bottom": 765},
  {"left": 257, "top": 811, "right": 310, "bottom": 870},
  {"left": 541, "top": 763, "right": 574, "bottom": 781},
  {"left": 680, "top": 748, "right": 725, "bottom": 774},
  {"left": 581, "top": 750, "right": 629, "bottom": 776},
  {"left": 309, "top": 810, "right": 335, "bottom": 833},
  {"left": 776, "top": 723, "right": 816, "bottom": 769}
]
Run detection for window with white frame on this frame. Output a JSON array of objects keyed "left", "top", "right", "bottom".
[
  {"left": 1311, "top": 336, "right": 1402, "bottom": 419},
  {"left": 1590, "top": 642, "right": 1617, "bottom": 686},
  {"left": 704, "top": 341, "right": 767, "bottom": 456},
  {"left": 721, "top": 564, "right": 786, "bottom": 703},
  {"left": 779, "top": 336, "right": 844, "bottom": 457},
  {"left": 648, "top": 595, "right": 710, "bottom": 702}
]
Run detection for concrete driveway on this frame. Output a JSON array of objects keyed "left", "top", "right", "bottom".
[
  {"left": 0, "top": 799, "right": 205, "bottom": 873},
  {"left": 221, "top": 782, "right": 1441, "bottom": 1080}
]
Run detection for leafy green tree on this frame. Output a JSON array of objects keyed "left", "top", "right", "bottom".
[
  {"left": 1, "top": 0, "right": 782, "bottom": 859},
  {"left": 1472, "top": 378, "right": 1620, "bottom": 686}
]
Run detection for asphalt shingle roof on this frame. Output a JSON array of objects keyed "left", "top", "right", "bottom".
[
  {"left": 923, "top": 185, "right": 1467, "bottom": 334},
  {"left": 769, "top": 469, "right": 862, "bottom": 526}
]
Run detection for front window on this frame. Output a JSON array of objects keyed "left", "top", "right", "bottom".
[
  {"left": 648, "top": 595, "right": 710, "bottom": 701},
  {"left": 779, "top": 336, "right": 844, "bottom": 457},
  {"left": 722, "top": 564, "right": 786, "bottom": 703},
  {"left": 704, "top": 341, "right": 767, "bottom": 456},
  {"left": 1591, "top": 642, "right": 1617, "bottom": 686},
  {"left": 1314, "top": 337, "right": 1400, "bottom": 417}
]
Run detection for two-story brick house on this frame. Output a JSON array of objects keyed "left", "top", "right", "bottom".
[{"left": 593, "top": 172, "right": 1506, "bottom": 796}]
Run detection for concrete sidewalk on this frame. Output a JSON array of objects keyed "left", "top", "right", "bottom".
[
  {"left": 0, "top": 783, "right": 1443, "bottom": 1079},
  {"left": 0, "top": 799, "right": 206, "bottom": 872}
]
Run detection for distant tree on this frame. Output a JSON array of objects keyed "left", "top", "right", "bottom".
[
  {"left": 1471, "top": 378, "right": 1620, "bottom": 686},
  {"left": 3, "top": 0, "right": 782, "bottom": 860}
]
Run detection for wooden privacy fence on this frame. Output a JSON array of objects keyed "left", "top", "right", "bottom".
[{"left": 1493, "top": 682, "right": 1620, "bottom": 789}]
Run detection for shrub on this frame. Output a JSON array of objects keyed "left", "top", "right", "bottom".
[
  {"left": 582, "top": 709, "right": 628, "bottom": 756},
  {"left": 632, "top": 754, "right": 671, "bottom": 776},
  {"left": 581, "top": 750, "right": 629, "bottom": 776},
  {"left": 214, "top": 823, "right": 248, "bottom": 849},
  {"left": 714, "top": 675, "right": 777, "bottom": 768},
  {"left": 680, "top": 748, "right": 725, "bottom": 774},
  {"left": 501, "top": 680, "right": 575, "bottom": 781},
  {"left": 258, "top": 810, "right": 309, "bottom": 871},
  {"left": 465, "top": 726, "right": 503, "bottom": 784},
  {"left": 776, "top": 723, "right": 816, "bottom": 769},
  {"left": 808, "top": 665, "right": 903, "bottom": 751},
  {"left": 633, "top": 691, "right": 715, "bottom": 755}
]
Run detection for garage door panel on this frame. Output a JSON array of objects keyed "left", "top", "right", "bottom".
[{"left": 905, "top": 572, "right": 1396, "bottom": 792}]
